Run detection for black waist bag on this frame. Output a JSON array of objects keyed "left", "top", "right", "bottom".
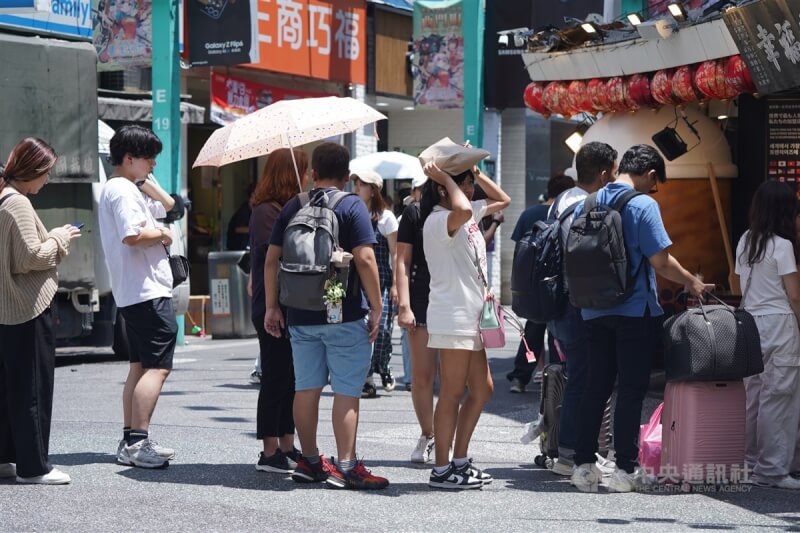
[{"left": 663, "top": 295, "right": 763, "bottom": 382}]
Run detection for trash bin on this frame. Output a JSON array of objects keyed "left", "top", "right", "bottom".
[{"left": 207, "top": 250, "right": 256, "bottom": 339}]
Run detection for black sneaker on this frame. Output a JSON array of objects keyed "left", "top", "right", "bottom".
[
  {"left": 468, "top": 458, "right": 493, "bottom": 484},
  {"left": 291, "top": 455, "right": 335, "bottom": 483},
  {"left": 286, "top": 447, "right": 302, "bottom": 464},
  {"left": 362, "top": 380, "right": 377, "bottom": 399},
  {"left": 428, "top": 462, "right": 483, "bottom": 490},
  {"left": 256, "top": 450, "right": 294, "bottom": 474},
  {"left": 380, "top": 370, "right": 396, "bottom": 392}
]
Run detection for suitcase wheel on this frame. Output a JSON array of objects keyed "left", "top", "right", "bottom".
[{"left": 534, "top": 455, "right": 548, "bottom": 468}]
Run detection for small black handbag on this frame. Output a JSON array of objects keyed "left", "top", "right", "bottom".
[
  {"left": 163, "top": 243, "right": 190, "bottom": 288},
  {"left": 663, "top": 273, "right": 763, "bottom": 382}
]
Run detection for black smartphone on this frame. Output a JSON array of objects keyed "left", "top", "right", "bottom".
[{"left": 73, "top": 223, "right": 85, "bottom": 229}]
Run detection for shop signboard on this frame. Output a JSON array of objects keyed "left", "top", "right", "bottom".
[
  {"left": 412, "top": 0, "right": 464, "bottom": 109},
  {"left": 0, "top": 0, "right": 92, "bottom": 39},
  {"left": 185, "top": 0, "right": 259, "bottom": 67},
  {"left": 249, "top": 0, "right": 366, "bottom": 85},
  {"left": 210, "top": 71, "right": 335, "bottom": 125},
  {"left": 92, "top": 0, "right": 152, "bottom": 70},
  {"left": 766, "top": 97, "right": 800, "bottom": 197},
  {"left": 724, "top": 0, "right": 800, "bottom": 95}
]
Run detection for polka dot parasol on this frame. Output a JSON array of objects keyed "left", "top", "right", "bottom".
[{"left": 192, "top": 96, "right": 388, "bottom": 168}]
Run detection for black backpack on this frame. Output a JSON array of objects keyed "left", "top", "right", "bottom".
[
  {"left": 564, "top": 190, "right": 644, "bottom": 310},
  {"left": 510, "top": 200, "right": 578, "bottom": 322},
  {"left": 279, "top": 190, "right": 353, "bottom": 311}
]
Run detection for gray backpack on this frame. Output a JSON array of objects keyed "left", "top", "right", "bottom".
[{"left": 279, "top": 190, "right": 353, "bottom": 311}]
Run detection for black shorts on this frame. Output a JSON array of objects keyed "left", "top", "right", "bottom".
[
  {"left": 410, "top": 297, "right": 429, "bottom": 327},
  {"left": 119, "top": 297, "right": 178, "bottom": 370}
]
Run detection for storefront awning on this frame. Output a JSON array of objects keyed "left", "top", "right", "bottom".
[
  {"left": 521, "top": 19, "right": 740, "bottom": 82},
  {"left": 98, "top": 97, "right": 206, "bottom": 125}
]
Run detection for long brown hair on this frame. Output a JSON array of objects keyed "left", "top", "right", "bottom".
[
  {"left": 354, "top": 178, "right": 386, "bottom": 221},
  {"left": 250, "top": 148, "right": 308, "bottom": 208},
  {"left": 0, "top": 137, "right": 57, "bottom": 193}
]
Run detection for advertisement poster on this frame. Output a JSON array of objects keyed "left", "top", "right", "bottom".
[
  {"left": 92, "top": 0, "right": 152, "bottom": 71},
  {"left": 413, "top": 0, "right": 464, "bottom": 109},
  {"left": 210, "top": 71, "right": 334, "bottom": 125},
  {"left": 0, "top": 0, "right": 93, "bottom": 39},
  {"left": 249, "top": 0, "right": 366, "bottom": 84},
  {"left": 724, "top": 0, "right": 800, "bottom": 95},
  {"left": 766, "top": 97, "right": 800, "bottom": 198},
  {"left": 186, "top": 0, "right": 259, "bottom": 67}
]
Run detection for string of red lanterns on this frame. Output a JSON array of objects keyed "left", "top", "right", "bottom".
[{"left": 523, "top": 55, "right": 757, "bottom": 118}]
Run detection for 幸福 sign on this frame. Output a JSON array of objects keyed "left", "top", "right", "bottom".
[{"left": 724, "top": 0, "right": 800, "bottom": 95}]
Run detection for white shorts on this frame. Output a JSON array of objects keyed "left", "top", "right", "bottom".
[{"left": 427, "top": 333, "right": 484, "bottom": 351}]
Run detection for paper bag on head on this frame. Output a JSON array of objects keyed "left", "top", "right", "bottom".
[{"left": 418, "top": 137, "right": 490, "bottom": 176}]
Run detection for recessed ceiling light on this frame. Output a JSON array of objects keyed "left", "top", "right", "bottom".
[
  {"left": 376, "top": 102, "right": 389, "bottom": 107},
  {"left": 717, "top": 115, "right": 728, "bottom": 120},
  {"left": 403, "top": 106, "right": 414, "bottom": 111}
]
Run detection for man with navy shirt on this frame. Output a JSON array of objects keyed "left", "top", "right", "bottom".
[
  {"left": 264, "top": 142, "right": 389, "bottom": 490},
  {"left": 569, "top": 144, "right": 711, "bottom": 493}
]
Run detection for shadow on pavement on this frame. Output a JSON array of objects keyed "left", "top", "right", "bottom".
[{"left": 50, "top": 452, "right": 118, "bottom": 466}]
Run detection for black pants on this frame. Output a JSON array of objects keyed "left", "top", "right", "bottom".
[
  {"left": 574, "top": 313, "right": 660, "bottom": 473},
  {"left": 253, "top": 314, "right": 295, "bottom": 439},
  {"left": 0, "top": 308, "right": 55, "bottom": 478},
  {"left": 506, "top": 320, "right": 556, "bottom": 385}
]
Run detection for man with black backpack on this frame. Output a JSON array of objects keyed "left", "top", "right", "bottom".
[
  {"left": 566, "top": 144, "right": 711, "bottom": 493},
  {"left": 547, "top": 142, "right": 618, "bottom": 477},
  {"left": 263, "top": 142, "right": 389, "bottom": 490}
]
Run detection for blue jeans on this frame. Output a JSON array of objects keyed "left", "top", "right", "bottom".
[
  {"left": 574, "top": 313, "right": 660, "bottom": 473},
  {"left": 550, "top": 303, "right": 590, "bottom": 459}
]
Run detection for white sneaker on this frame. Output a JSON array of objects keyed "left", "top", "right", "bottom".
[
  {"left": 0, "top": 463, "right": 16, "bottom": 478},
  {"left": 117, "top": 438, "right": 174, "bottom": 464},
  {"left": 411, "top": 435, "right": 435, "bottom": 463},
  {"left": 124, "top": 439, "right": 168, "bottom": 469},
  {"left": 571, "top": 463, "right": 601, "bottom": 493},
  {"left": 149, "top": 439, "right": 175, "bottom": 461},
  {"left": 607, "top": 467, "right": 651, "bottom": 493},
  {"left": 16, "top": 467, "right": 71, "bottom": 485},
  {"left": 551, "top": 458, "right": 574, "bottom": 477},
  {"left": 116, "top": 439, "right": 132, "bottom": 465},
  {"left": 753, "top": 475, "right": 800, "bottom": 490},
  {"left": 595, "top": 453, "right": 617, "bottom": 475}
]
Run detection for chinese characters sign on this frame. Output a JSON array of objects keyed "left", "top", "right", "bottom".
[
  {"left": 249, "top": 0, "right": 366, "bottom": 85},
  {"left": 186, "top": 0, "right": 259, "bottom": 67},
  {"left": 724, "top": 0, "right": 800, "bottom": 95},
  {"left": 412, "top": 0, "right": 464, "bottom": 109},
  {"left": 92, "top": 0, "right": 152, "bottom": 71},
  {"left": 766, "top": 97, "right": 800, "bottom": 197},
  {"left": 210, "top": 71, "right": 335, "bottom": 125}
]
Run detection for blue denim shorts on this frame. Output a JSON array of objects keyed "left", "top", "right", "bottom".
[{"left": 289, "top": 318, "right": 372, "bottom": 398}]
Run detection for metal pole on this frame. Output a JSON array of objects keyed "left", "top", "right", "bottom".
[{"left": 462, "top": 0, "right": 485, "bottom": 148}]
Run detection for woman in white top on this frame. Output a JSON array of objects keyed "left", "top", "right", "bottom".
[
  {"left": 735, "top": 180, "right": 800, "bottom": 490},
  {"left": 353, "top": 170, "right": 399, "bottom": 397},
  {"left": 420, "top": 157, "right": 510, "bottom": 490}
]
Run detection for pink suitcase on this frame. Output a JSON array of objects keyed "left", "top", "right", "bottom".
[{"left": 661, "top": 381, "right": 746, "bottom": 483}]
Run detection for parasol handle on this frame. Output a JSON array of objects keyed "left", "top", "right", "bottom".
[
  {"left": 707, "top": 161, "right": 740, "bottom": 295},
  {"left": 284, "top": 133, "right": 303, "bottom": 192}
]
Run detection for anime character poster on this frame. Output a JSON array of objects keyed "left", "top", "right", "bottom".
[
  {"left": 412, "top": 0, "right": 464, "bottom": 109},
  {"left": 93, "top": 0, "right": 152, "bottom": 70}
]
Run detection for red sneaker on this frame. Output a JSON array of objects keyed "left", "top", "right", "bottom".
[
  {"left": 326, "top": 460, "right": 389, "bottom": 490},
  {"left": 291, "top": 455, "right": 335, "bottom": 483}
]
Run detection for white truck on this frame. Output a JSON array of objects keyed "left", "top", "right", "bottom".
[{"left": 1, "top": 32, "right": 188, "bottom": 356}]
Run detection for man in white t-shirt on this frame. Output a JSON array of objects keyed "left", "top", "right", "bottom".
[
  {"left": 547, "top": 142, "right": 618, "bottom": 477},
  {"left": 98, "top": 125, "right": 178, "bottom": 470}
]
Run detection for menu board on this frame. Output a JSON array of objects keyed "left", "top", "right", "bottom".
[{"left": 766, "top": 97, "right": 800, "bottom": 197}]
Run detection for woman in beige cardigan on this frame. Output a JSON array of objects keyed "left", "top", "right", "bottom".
[{"left": 0, "top": 138, "right": 81, "bottom": 485}]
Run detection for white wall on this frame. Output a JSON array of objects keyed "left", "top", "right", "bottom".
[
  {"left": 387, "top": 109, "right": 464, "bottom": 154},
  {"left": 500, "top": 108, "right": 527, "bottom": 304}
]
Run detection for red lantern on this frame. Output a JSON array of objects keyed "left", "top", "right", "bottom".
[
  {"left": 672, "top": 64, "right": 702, "bottom": 104},
  {"left": 694, "top": 60, "right": 722, "bottom": 100},
  {"left": 567, "top": 80, "right": 594, "bottom": 114},
  {"left": 542, "top": 81, "right": 572, "bottom": 117},
  {"left": 725, "top": 55, "right": 757, "bottom": 94},
  {"left": 523, "top": 82, "right": 548, "bottom": 115},
  {"left": 587, "top": 78, "right": 612, "bottom": 113},
  {"left": 651, "top": 69, "right": 679, "bottom": 106},
  {"left": 607, "top": 77, "right": 635, "bottom": 112},
  {"left": 627, "top": 73, "right": 657, "bottom": 109}
]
